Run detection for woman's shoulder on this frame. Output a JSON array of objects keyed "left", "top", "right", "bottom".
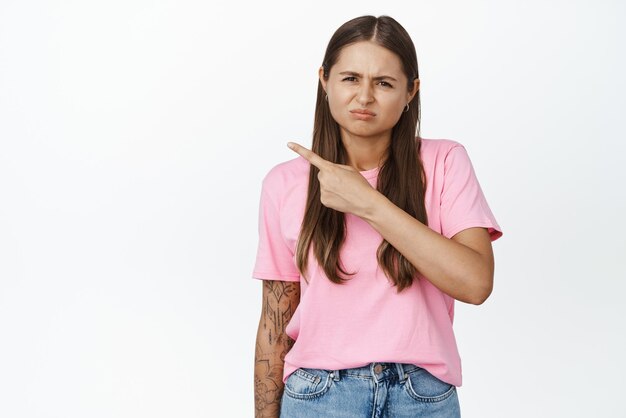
[
  {"left": 418, "top": 137, "right": 466, "bottom": 167},
  {"left": 259, "top": 154, "right": 309, "bottom": 191},
  {"left": 419, "top": 137, "right": 464, "bottom": 153}
]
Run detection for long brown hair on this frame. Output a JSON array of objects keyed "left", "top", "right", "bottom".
[{"left": 295, "top": 15, "right": 428, "bottom": 293}]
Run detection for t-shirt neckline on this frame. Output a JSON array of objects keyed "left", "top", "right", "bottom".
[{"left": 359, "top": 166, "right": 380, "bottom": 180}]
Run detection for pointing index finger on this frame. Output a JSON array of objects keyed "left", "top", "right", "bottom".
[{"left": 287, "top": 142, "right": 329, "bottom": 170}]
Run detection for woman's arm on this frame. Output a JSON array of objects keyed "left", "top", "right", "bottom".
[
  {"left": 283, "top": 141, "right": 495, "bottom": 305},
  {"left": 254, "top": 280, "right": 300, "bottom": 418},
  {"left": 361, "top": 191, "right": 495, "bottom": 305}
]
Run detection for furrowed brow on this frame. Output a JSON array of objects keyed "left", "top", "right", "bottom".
[{"left": 339, "top": 71, "right": 397, "bottom": 82}]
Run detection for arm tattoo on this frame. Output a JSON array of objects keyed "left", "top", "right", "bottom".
[
  {"left": 255, "top": 281, "right": 300, "bottom": 418},
  {"left": 262, "top": 281, "right": 299, "bottom": 344}
]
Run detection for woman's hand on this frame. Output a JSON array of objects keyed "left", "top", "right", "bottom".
[{"left": 287, "top": 141, "right": 378, "bottom": 217}]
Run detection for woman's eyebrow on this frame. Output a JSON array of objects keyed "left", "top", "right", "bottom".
[{"left": 339, "top": 71, "right": 397, "bottom": 81}]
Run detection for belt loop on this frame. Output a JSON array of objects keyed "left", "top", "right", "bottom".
[
  {"left": 396, "top": 363, "right": 408, "bottom": 383},
  {"left": 329, "top": 368, "right": 341, "bottom": 381}
]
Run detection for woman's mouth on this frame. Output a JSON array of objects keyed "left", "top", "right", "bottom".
[{"left": 350, "top": 109, "right": 376, "bottom": 120}]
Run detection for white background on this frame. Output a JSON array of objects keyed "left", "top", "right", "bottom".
[{"left": 1, "top": 1, "right": 624, "bottom": 417}]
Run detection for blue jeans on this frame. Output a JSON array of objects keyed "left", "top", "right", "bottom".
[{"left": 280, "top": 362, "right": 460, "bottom": 418}]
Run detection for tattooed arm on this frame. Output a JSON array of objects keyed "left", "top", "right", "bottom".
[{"left": 254, "top": 280, "right": 300, "bottom": 418}]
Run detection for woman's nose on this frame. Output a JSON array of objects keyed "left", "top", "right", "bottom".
[{"left": 357, "top": 85, "right": 374, "bottom": 105}]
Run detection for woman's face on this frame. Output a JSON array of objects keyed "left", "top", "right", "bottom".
[{"left": 319, "top": 41, "right": 419, "bottom": 139}]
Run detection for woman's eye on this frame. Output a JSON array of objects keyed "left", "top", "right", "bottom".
[{"left": 341, "top": 77, "right": 392, "bottom": 88}]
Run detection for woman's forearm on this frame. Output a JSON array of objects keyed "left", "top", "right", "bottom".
[
  {"left": 254, "top": 331, "right": 291, "bottom": 418},
  {"left": 254, "top": 280, "right": 300, "bottom": 417},
  {"left": 360, "top": 190, "right": 491, "bottom": 304}
]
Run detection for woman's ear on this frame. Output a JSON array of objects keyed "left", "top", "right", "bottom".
[
  {"left": 318, "top": 66, "right": 327, "bottom": 92},
  {"left": 408, "top": 78, "right": 420, "bottom": 101}
]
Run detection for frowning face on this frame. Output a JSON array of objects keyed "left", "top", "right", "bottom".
[{"left": 319, "top": 41, "right": 419, "bottom": 140}]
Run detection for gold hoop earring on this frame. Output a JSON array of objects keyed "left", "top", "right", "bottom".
[
  {"left": 403, "top": 103, "right": 409, "bottom": 113},
  {"left": 325, "top": 94, "right": 328, "bottom": 102}
]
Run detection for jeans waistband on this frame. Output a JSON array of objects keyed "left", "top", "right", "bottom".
[{"left": 327, "top": 362, "right": 422, "bottom": 383}]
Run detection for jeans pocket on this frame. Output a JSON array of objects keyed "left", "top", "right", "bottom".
[
  {"left": 404, "top": 368, "right": 456, "bottom": 403},
  {"left": 283, "top": 367, "right": 333, "bottom": 400}
]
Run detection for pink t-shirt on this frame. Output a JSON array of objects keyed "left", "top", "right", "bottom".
[{"left": 252, "top": 138, "right": 503, "bottom": 387}]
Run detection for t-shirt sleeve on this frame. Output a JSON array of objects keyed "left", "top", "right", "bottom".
[
  {"left": 251, "top": 175, "right": 301, "bottom": 282},
  {"left": 440, "top": 144, "right": 503, "bottom": 241}
]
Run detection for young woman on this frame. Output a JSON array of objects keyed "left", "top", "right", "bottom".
[{"left": 253, "top": 15, "right": 503, "bottom": 418}]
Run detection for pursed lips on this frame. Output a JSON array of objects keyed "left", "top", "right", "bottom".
[{"left": 350, "top": 109, "right": 376, "bottom": 116}]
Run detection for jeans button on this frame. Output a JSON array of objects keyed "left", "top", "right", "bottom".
[{"left": 374, "top": 364, "right": 383, "bottom": 374}]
